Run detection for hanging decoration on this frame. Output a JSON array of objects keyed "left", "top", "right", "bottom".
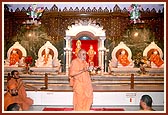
[
  {"left": 27, "top": 4, "right": 44, "bottom": 20},
  {"left": 128, "top": 4, "right": 142, "bottom": 24},
  {"left": 23, "top": 4, "right": 44, "bottom": 26}
]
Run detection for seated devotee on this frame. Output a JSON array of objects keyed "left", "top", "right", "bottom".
[
  {"left": 4, "top": 82, "right": 28, "bottom": 111},
  {"left": 87, "top": 45, "right": 96, "bottom": 65},
  {"left": 117, "top": 49, "right": 134, "bottom": 67},
  {"left": 9, "top": 49, "right": 20, "bottom": 67},
  {"left": 7, "top": 70, "right": 37, "bottom": 110},
  {"left": 35, "top": 47, "right": 53, "bottom": 67},
  {"left": 139, "top": 95, "right": 155, "bottom": 111},
  {"left": 7, "top": 103, "right": 22, "bottom": 111},
  {"left": 149, "top": 49, "right": 164, "bottom": 68}
]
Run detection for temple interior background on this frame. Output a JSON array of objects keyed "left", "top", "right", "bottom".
[
  {"left": 2, "top": 2, "right": 165, "bottom": 112},
  {"left": 4, "top": 3, "right": 164, "bottom": 70}
]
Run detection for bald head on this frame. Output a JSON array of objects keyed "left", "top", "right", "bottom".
[{"left": 77, "top": 49, "right": 87, "bottom": 61}]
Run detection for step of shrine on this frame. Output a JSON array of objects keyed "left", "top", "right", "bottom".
[{"left": 4, "top": 73, "right": 164, "bottom": 92}]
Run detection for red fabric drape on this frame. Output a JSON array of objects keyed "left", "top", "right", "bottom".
[
  {"left": 43, "top": 107, "right": 125, "bottom": 111},
  {"left": 72, "top": 40, "right": 98, "bottom": 66}
]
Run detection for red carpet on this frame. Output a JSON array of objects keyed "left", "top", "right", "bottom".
[{"left": 43, "top": 107, "right": 124, "bottom": 111}]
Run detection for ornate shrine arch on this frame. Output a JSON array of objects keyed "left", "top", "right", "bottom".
[
  {"left": 64, "top": 20, "right": 106, "bottom": 75},
  {"left": 72, "top": 31, "right": 98, "bottom": 40}
]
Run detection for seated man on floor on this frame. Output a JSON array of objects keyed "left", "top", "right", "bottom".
[
  {"left": 4, "top": 82, "right": 27, "bottom": 111},
  {"left": 117, "top": 49, "right": 134, "bottom": 68},
  {"left": 149, "top": 49, "right": 164, "bottom": 68},
  {"left": 7, "top": 70, "right": 37, "bottom": 110}
]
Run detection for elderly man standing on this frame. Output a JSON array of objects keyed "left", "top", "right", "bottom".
[{"left": 69, "top": 49, "right": 93, "bottom": 111}]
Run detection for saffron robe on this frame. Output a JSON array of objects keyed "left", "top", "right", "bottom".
[
  {"left": 7, "top": 78, "right": 33, "bottom": 110},
  {"left": 87, "top": 48, "right": 96, "bottom": 63},
  {"left": 4, "top": 92, "right": 25, "bottom": 111},
  {"left": 150, "top": 54, "right": 164, "bottom": 67},
  {"left": 10, "top": 53, "right": 19, "bottom": 66},
  {"left": 69, "top": 58, "right": 93, "bottom": 111},
  {"left": 118, "top": 54, "right": 130, "bottom": 66}
]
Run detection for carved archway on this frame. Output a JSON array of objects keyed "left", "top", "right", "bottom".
[{"left": 64, "top": 19, "right": 106, "bottom": 75}]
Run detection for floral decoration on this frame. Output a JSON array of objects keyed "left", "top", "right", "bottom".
[
  {"left": 25, "top": 56, "right": 33, "bottom": 66},
  {"left": 26, "top": 4, "right": 44, "bottom": 21},
  {"left": 128, "top": 4, "right": 142, "bottom": 24}
]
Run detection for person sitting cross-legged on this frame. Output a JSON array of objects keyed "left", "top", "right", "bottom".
[
  {"left": 7, "top": 70, "right": 37, "bottom": 110},
  {"left": 4, "top": 82, "right": 27, "bottom": 111}
]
